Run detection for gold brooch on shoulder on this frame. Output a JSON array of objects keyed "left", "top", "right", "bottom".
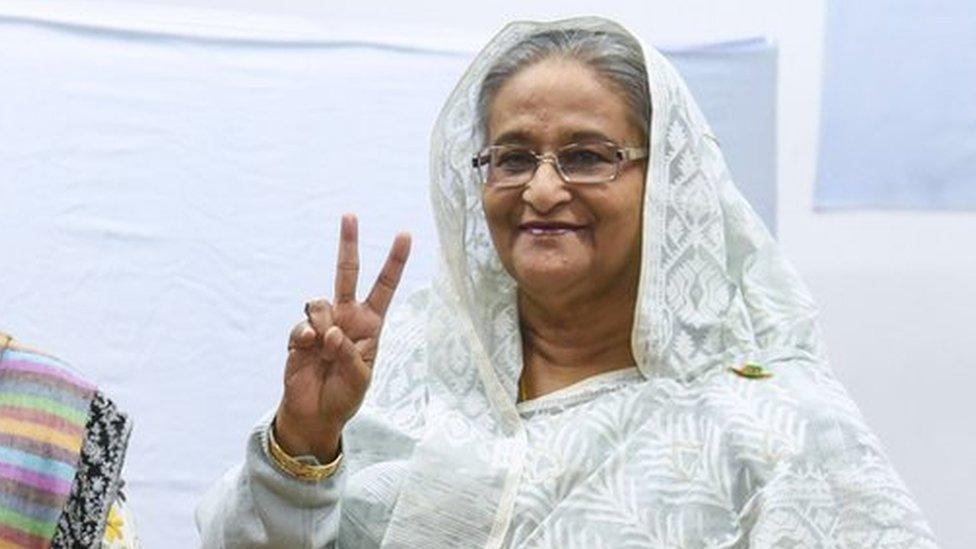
[{"left": 729, "top": 363, "right": 772, "bottom": 379}]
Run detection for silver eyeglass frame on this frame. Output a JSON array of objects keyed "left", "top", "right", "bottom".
[{"left": 471, "top": 141, "right": 648, "bottom": 188}]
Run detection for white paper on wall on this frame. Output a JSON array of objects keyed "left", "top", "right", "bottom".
[{"left": 815, "top": 0, "right": 976, "bottom": 209}]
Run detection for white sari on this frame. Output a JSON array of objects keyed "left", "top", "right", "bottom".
[{"left": 197, "top": 17, "right": 937, "bottom": 548}]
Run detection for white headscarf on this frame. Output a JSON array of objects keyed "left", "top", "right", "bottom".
[{"left": 341, "top": 16, "right": 933, "bottom": 548}]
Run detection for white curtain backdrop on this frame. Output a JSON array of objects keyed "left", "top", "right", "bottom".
[
  {"left": 0, "top": 2, "right": 775, "bottom": 546},
  {"left": 815, "top": 0, "right": 976, "bottom": 209}
]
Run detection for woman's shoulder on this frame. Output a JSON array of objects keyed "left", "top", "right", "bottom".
[
  {"left": 0, "top": 332, "right": 98, "bottom": 393},
  {"left": 698, "top": 356, "right": 889, "bottom": 475},
  {"left": 699, "top": 355, "right": 864, "bottom": 423},
  {"left": 699, "top": 359, "right": 936, "bottom": 545}
]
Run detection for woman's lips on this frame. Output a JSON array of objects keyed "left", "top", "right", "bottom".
[
  {"left": 526, "top": 227, "right": 570, "bottom": 235},
  {"left": 518, "top": 221, "right": 586, "bottom": 236}
]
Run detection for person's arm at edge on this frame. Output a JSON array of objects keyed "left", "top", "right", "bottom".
[{"left": 195, "top": 411, "right": 344, "bottom": 548}]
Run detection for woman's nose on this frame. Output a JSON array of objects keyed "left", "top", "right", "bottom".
[{"left": 522, "top": 161, "right": 571, "bottom": 213}]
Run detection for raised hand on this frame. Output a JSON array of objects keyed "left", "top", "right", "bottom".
[{"left": 274, "top": 214, "right": 411, "bottom": 462}]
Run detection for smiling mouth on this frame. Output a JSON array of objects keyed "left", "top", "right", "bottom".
[{"left": 518, "top": 221, "right": 586, "bottom": 236}]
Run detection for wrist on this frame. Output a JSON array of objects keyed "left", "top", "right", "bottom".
[
  {"left": 267, "top": 422, "right": 343, "bottom": 482},
  {"left": 273, "top": 408, "right": 343, "bottom": 464}
]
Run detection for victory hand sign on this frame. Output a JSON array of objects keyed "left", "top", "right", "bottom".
[{"left": 274, "top": 214, "right": 411, "bottom": 462}]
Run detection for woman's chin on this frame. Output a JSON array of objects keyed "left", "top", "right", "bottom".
[{"left": 511, "top": 260, "right": 586, "bottom": 296}]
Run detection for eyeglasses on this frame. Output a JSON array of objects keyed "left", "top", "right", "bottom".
[{"left": 471, "top": 141, "right": 647, "bottom": 188}]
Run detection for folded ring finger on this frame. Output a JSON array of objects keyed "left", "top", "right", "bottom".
[
  {"left": 303, "top": 298, "right": 334, "bottom": 340},
  {"left": 287, "top": 320, "right": 317, "bottom": 351}
]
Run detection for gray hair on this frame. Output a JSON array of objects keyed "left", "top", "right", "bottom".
[{"left": 476, "top": 28, "right": 651, "bottom": 146}]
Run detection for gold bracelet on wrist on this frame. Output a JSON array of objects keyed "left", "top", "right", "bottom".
[{"left": 267, "top": 421, "right": 343, "bottom": 482}]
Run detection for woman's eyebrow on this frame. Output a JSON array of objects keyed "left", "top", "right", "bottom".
[
  {"left": 491, "top": 130, "right": 534, "bottom": 145},
  {"left": 492, "top": 129, "right": 615, "bottom": 147},
  {"left": 564, "top": 129, "right": 613, "bottom": 143}
]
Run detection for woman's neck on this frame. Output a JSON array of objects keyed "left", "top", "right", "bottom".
[{"left": 517, "top": 277, "right": 638, "bottom": 401}]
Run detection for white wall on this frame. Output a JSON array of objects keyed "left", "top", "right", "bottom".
[{"left": 4, "top": 0, "right": 973, "bottom": 546}]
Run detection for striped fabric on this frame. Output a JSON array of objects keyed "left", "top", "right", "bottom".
[{"left": 0, "top": 335, "right": 95, "bottom": 548}]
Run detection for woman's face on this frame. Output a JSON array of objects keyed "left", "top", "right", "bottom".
[{"left": 482, "top": 56, "right": 646, "bottom": 303}]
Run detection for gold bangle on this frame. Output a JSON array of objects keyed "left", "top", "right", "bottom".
[{"left": 267, "top": 422, "right": 343, "bottom": 482}]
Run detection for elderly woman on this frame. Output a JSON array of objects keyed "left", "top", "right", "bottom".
[{"left": 197, "top": 17, "right": 936, "bottom": 547}]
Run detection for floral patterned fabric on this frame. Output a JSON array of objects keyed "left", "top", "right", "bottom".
[
  {"left": 101, "top": 496, "right": 140, "bottom": 549},
  {"left": 52, "top": 393, "right": 133, "bottom": 548}
]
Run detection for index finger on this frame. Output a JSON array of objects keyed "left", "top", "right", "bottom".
[
  {"left": 365, "top": 232, "right": 411, "bottom": 317},
  {"left": 334, "top": 214, "right": 360, "bottom": 304}
]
